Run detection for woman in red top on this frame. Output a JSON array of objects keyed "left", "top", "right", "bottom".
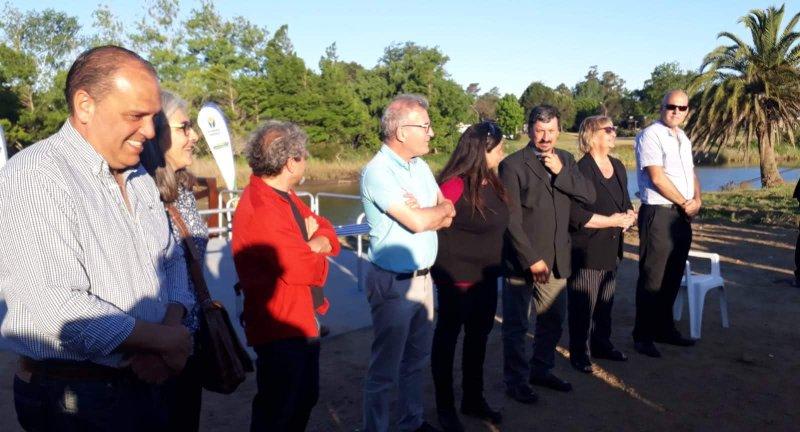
[
  {"left": 431, "top": 122, "right": 508, "bottom": 431},
  {"left": 232, "top": 120, "right": 340, "bottom": 431}
]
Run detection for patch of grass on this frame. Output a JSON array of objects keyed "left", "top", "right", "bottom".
[{"left": 700, "top": 183, "right": 798, "bottom": 227}]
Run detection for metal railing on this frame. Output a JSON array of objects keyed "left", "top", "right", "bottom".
[{"left": 199, "top": 189, "right": 368, "bottom": 248}]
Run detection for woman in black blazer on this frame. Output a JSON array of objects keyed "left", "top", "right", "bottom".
[{"left": 568, "top": 115, "right": 636, "bottom": 373}]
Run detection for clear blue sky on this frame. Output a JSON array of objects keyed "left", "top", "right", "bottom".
[{"left": 12, "top": 0, "right": 800, "bottom": 96}]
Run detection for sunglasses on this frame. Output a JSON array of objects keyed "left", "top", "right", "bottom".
[
  {"left": 169, "top": 120, "right": 195, "bottom": 136},
  {"left": 597, "top": 126, "right": 617, "bottom": 134},
  {"left": 664, "top": 104, "right": 689, "bottom": 112}
]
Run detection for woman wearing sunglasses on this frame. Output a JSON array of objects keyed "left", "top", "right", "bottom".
[
  {"left": 430, "top": 122, "right": 507, "bottom": 431},
  {"left": 567, "top": 115, "right": 636, "bottom": 373},
  {"left": 140, "top": 90, "right": 207, "bottom": 431}
]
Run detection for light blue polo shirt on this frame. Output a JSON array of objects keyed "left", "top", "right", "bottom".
[{"left": 360, "top": 144, "right": 439, "bottom": 273}]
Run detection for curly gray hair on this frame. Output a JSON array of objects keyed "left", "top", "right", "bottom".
[
  {"left": 246, "top": 120, "right": 309, "bottom": 177},
  {"left": 380, "top": 93, "right": 429, "bottom": 141}
]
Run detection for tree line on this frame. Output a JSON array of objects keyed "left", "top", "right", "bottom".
[{"left": 1, "top": 2, "right": 798, "bottom": 186}]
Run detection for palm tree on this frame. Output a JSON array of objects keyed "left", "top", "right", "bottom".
[{"left": 686, "top": 4, "right": 800, "bottom": 187}]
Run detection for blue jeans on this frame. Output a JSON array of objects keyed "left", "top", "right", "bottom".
[{"left": 14, "top": 373, "right": 167, "bottom": 431}]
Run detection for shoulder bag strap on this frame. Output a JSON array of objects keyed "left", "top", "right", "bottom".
[{"left": 166, "top": 204, "right": 212, "bottom": 304}]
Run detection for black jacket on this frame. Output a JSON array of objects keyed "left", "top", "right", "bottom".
[
  {"left": 569, "top": 155, "right": 633, "bottom": 271},
  {"left": 499, "top": 145, "right": 595, "bottom": 280}
]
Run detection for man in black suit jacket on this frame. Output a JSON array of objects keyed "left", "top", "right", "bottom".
[
  {"left": 794, "top": 180, "right": 800, "bottom": 286},
  {"left": 499, "top": 105, "right": 595, "bottom": 403}
]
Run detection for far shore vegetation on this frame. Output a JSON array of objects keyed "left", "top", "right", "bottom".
[
  {"left": 191, "top": 132, "right": 800, "bottom": 186},
  {"left": 4, "top": 4, "right": 800, "bottom": 189}
]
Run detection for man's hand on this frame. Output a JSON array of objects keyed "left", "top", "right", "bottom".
[
  {"left": 539, "top": 152, "right": 563, "bottom": 175},
  {"left": 404, "top": 192, "right": 419, "bottom": 209},
  {"left": 439, "top": 216, "right": 453, "bottom": 229},
  {"left": 304, "top": 216, "right": 319, "bottom": 238},
  {"left": 529, "top": 260, "right": 550, "bottom": 284},
  {"left": 130, "top": 353, "right": 172, "bottom": 384},
  {"left": 681, "top": 198, "right": 701, "bottom": 218},
  {"left": 440, "top": 199, "right": 456, "bottom": 218},
  {"left": 157, "top": 325, "right": 192, "bottom": 373},
  {"left": 307, "top": 236, "right": 332, "bottom": 254}
]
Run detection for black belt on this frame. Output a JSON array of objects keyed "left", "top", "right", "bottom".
[
  {"left": 643, "top": 203, "right": 679, "bottom": 210},
  {"left": 19, "top": 357, "right": 135, "bottom": 381},
  {"left": 395, "top": 267, "right": 431, "bottom": 280}
]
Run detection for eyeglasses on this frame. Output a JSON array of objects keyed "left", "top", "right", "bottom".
[
  {"left": 663, "top": 104, "right": 689, "bottom": 112},
  {"left": 597, "top": 126, "right": 617, "bottom": 134},
  {"left": 401, "top": 123, "right": 432, "bottom": 133},
  {"left": 169, "top": 120, "right": 195, "bottom": 137}
]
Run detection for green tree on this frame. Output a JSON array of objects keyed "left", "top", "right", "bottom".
[
  {"left": 687, "top": 5, "right": 800, "bottom": 187},
  {"left": 90, "top": 4, "right": 125, "bottom": 46},
  {"left": 372, "top": 42, "right": 472, "bottom": 152},
  {"left": 495, "top": 94, "right": 524, "bottom": 138},
  {"left": 181, "top": 0, "right": 269, "bottom": 135},
  {"left": 0, "top": 6, "right": 80, "bottom": 148},
  {"left": 519, "top": 81, "right": 555, "bottom": 119},
  {"left": 474, "top": 87, "right": 500, "bottom": 120},
  {"left": 128, "top": 0, "right": 186, "bottom": 85},
  {"left": 309, "top": 43, "right": 374, "bottom": 156},
  {"left": 640, "top": 62, "right": 696, "bottom": 120}
]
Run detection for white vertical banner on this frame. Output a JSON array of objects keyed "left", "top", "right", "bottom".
[
  {"left": 197, "top": 103, "right": 236, "bottom": 191},
  {"left": 0, "top": 124, "right": 7, "bottom": 170}
]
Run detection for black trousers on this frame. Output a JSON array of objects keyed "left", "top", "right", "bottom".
[
  {"left": 251, "top": 338, "right": 320, "bottom": 432},
  {"left": 795, "top": 218, "right": 800, "bottom": 282},
  {"left": 164, "top": 353, "right": 203, "bottom": 432},
  {"left": 633, "top": 205, "right": 692, "bottom": 342},
  {"left": 431, "top": 278, "right": 497, "bottom": 411},
  {"left": 567, "top": 268, "right": 617, "bottom": 361}
]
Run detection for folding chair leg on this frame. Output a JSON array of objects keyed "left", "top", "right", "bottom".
[
  {"left": 673, "top": 286, "right": 685, "bottom": 321},
  {"left": 688, "top": 284, "right": 702, "bottom": 340},
  {"left": 719, "top": 285, "right": 730, "bottom": 328}
]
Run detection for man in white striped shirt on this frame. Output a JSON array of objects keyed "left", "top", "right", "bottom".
[{"left": 0, "top": 46, "right": 193, "bottom": 431}]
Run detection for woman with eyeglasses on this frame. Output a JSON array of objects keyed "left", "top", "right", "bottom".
[
  {"left": 430, "top": 121, "right": 507, "bottom": 431},
  {"left": 567, "top": 115, "right": 636, "bottom": 374},
  {"left": 140, "top": 90, "right": 208, "bottom": 431}
]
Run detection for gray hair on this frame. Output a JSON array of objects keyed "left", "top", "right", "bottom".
[
  {"left": 140, "top": 90, "right": 194, "bottom": 204},
  {"left": 246, "top": 120, "right": 309, "bottom": 177},
  {"left": 380, "top": 93, "right": 429, "bottom": 141}
]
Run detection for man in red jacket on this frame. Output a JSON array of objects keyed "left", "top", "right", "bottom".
[{"left": 232, "top": 120, "right": 340, "bottom": 431}]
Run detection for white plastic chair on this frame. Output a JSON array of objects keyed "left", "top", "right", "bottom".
[{"left": 673, "top": 250, "right": 730, "bottom": 339}]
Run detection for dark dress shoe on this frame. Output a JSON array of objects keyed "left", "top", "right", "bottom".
[
  {"left": 570, "top": 358, "right": 593, "bottom": 373},
  {"left": 654, "top": 333, "right": 696, "bottom": 346},
  {"left": 436, "top": 409, "right": 464, "bottom": 432},
  {"left": 592, "top": 348, "right": 628, "bottom": 362},
  {"left": 505, "top": 385, "right": 539, "bottom": 404},
  {"left": 461, "top": 398, "right": 502, "bottom": 425},
  {"left": 415, "top": 421, "right": 443, "bottom": 432},
  {"left": 530, "top": 372, "right": 573, "bottom": 392},
  {"left": 634, "top": 341, "right": 662, "bottom": 358}
]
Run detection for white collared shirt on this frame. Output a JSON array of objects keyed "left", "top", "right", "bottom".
[
  {"left": 635, "top": 121, "right": 695, "bottom": 205},
  {"left": 0, "top": 121, "right": 191, "bottom": 366}
]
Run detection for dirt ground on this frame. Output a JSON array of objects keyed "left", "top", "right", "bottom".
[{"left": 1, "top": 220, "right": 799, "bottom": 431}]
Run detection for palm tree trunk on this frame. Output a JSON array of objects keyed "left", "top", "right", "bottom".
[{"left": 758, "top": 131, "right": 783, "bottom": 187}]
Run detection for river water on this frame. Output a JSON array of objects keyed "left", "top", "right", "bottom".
[{"left": 297, "top": 166, "right": 800, "bottom": 226}]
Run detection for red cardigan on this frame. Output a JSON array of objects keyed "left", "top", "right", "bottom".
[{"left": 232, "top": 175, "right": 340, "bottom": 345}]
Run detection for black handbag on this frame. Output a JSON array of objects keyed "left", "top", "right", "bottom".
[{"left": 167, "top": 205, "right": 254, "bottom": 394}]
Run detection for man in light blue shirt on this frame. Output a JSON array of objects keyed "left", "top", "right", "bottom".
[
  {"left": 361, "top": 94, "right": 455, "bottom": 432},
  {"left": 632, "top": 89, "right": 702, "bottom": 358}
]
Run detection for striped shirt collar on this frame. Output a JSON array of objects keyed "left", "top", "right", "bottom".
[{"left": 59, "top": 120, "right": 138, "bottom": 181}]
